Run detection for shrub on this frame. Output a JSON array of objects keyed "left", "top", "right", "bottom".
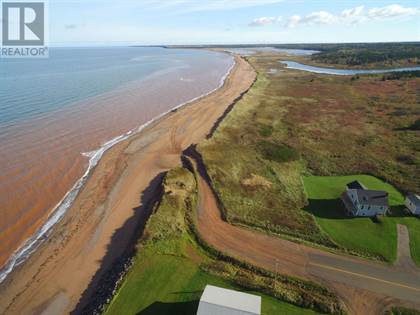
[
  {"left": 408, "top": 119, "right": 420, "bottom": 131},
  {"left": 258, "top": 124, "right": 274, "bottom": 137},
  {"left": 257, "top": 141, "right": 300, "bottom": 163}
]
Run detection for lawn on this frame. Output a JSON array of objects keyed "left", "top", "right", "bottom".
[
  {"left": 104, "top": 167, "right": 326, "bottom": 315},
  {"left": 303, "top": 174, "right": 420, "bottom": 264},
  {"left": 105, "top": 250, "right": 321, "bottom": 315}
]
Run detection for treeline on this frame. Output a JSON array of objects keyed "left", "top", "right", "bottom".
[{"left": 312, "top": 45, "right": 420, "bottom": 66}]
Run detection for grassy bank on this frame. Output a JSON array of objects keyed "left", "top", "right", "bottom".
[
  {"left": 104, "top": 168, "right": 337, "bottom": 315},
  {"left": 197, "top": 66, "right": 335, "bottom": 248},
  {"left": 197, "top": 53, "right": 419, "bottom": 263}
]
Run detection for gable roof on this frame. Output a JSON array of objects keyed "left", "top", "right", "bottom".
[
  {"left": 357, "top": 190, "right": 388, "bottom": 206},
  {"left": 197, "top": 285, "right": 261, "bottom": 315},
  {"left": 407, "top": 194, "right": 420, "bottom": 207}
]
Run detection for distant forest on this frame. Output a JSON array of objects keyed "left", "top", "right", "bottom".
[
  {"left": 166, "top": 42, "right": 420, "bottom": 66},
  {"left": 305, "top": 42, "right": 420, "bottom": 66},
  {"left": 259, "top": 42, "right": 419, "bottom": 66}
]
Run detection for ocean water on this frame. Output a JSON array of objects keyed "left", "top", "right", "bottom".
[
  {"left": 0, "top": 47, "right": 234, "bottom": 281},
  {"left": 280, "top": 60, "right": 420, "bottom": 75}
]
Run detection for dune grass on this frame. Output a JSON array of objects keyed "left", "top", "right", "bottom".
[
  {"left": 198, "top": 69, "right": 333, "bottom": 247},
  {"left": 303, "top": 174, "right": 420, "bottom": 264}
]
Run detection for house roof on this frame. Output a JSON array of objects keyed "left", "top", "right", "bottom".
[
  {"left": 346, "top": 180, "right": 367, "bottom": 190},
  {"left": 357, "top": 190, "right": 388, "bottom": 206},
  {"left": 407, "top": 194, "right": 420, "bottom": 207},
  {"left": 345, "top": 180, "right": 388, "bottom": 206},
  {"left": 197, "top": 285, "right": 261, "bottom": 315}
]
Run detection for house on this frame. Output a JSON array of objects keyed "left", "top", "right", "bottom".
[
  {"left": 405, "top": 194, "right": 420, "bottom": 215},
  {"left": 197, "top": 285, "right": 261, "bottom": 315},
  {"left": 341, "top": 180, "right": 388, "bottom": 217}
]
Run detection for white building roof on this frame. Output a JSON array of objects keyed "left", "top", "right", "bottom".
[{"left": 197, "top": 285, "right": 261, "bottom": 315}]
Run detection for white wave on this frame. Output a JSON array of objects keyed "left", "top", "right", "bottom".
[{"left": 0, "top": 53, "right": 235, "bottom": 284}]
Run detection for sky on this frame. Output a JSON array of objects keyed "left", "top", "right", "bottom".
[{"left": 48, "top": 0, "right": 420, "bottom": 46}]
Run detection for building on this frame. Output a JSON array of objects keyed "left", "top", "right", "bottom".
[
  {"left": 405, "top": 194, "right": 420, "bottom": 215},
  {"left": 197, "top": 285, "right": 261, "bottom": 315},
  {"left": 341, "top": 180, "right": 388, "bottom": 217}
]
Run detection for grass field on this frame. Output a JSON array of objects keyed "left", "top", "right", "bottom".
[
  {"left": 303, "top": 175, "right": 420, "bottom": 263},
  {"left": 104, "top": 168, "right": 328, "bottom": 315}
]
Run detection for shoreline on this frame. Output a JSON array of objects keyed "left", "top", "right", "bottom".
[
  {"left": 0, "top": 51, "right": 235, "bottom": 284},
  {"left": 0, "top": 54, "right": 256, "bottom": 315}
]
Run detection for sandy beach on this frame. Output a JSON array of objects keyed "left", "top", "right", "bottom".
[{"left": 0, "top": 54, "right": 256, "bottom": 315}]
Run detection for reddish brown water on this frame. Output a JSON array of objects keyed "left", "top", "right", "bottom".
[{"left": 0, "top": 48, "right": 233, "bottom": 273}]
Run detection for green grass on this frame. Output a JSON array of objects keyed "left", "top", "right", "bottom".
[
  {"left": 303, "top": 174, "right": 420, "bottom": 264},
  {"left": 259, "top": 124, "right": 274, "bottom": 137},
  {"left": 105, "top": 250, "right": 321, "bottom": 315},
  {"left": 303, "top": 174, "right": 405, "bottom": 205},
  {"left": 388, "top": 215, "right": 420, "bottom": 267},
  {"left": 104, "top": 167, "right": 326, "bottom": 315}
]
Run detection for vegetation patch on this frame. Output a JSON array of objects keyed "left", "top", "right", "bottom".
[
  {"left": 257, "top": 140, "right": 300, "bottom": 163},
  {"left": 198, "top": 72, "right": 334, "bottom": 246},
  {"left": 259, "top": 124, "right": 274, "bottom": 137},
  {"left": 407, "top": 118, "right": 420, "bottom": 131},
  {"left": 381, "top": 70, "right": 420, "bottom": 81},
  {"left": 241, "top": 173, "right": 272, "bottom": 190}
]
